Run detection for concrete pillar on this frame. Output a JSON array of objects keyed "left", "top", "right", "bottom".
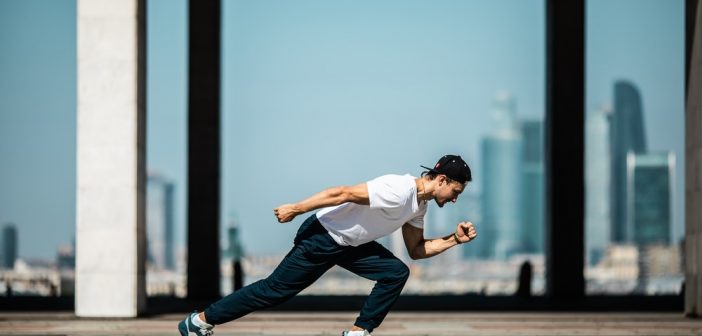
[
  {"left": 76, "top": 0, "right": 146, "bottom": 317},
  {"left": 686, "top": 0, "right": 702, "bottom": 317}
]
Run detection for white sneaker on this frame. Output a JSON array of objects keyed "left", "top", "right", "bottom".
[
  {"left": 178, "top": 311, "right": 214, "bottom": 336},
  {"left": 341, "top": 331, "right": 371, "bottom": 336}
]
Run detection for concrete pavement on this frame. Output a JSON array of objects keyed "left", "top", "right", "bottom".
[{"left": 1, "top": 311, "right": 701, "bottom": 335}]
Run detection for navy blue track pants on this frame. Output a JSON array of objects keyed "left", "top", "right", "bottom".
[{"left": 203, "top": 214, "right": 410, "bottom": 332}]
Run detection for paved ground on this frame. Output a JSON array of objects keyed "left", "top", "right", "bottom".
[{"left": 1, "top": 311, "right": 702, "bottom": 336}]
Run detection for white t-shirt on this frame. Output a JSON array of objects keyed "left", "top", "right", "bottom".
[{"left": 316, "top": 174, "right": 428, "bottom": 246}]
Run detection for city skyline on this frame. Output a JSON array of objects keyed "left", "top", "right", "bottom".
[{"left": 0, "top": 0, "right": 685, "bottom": 260}]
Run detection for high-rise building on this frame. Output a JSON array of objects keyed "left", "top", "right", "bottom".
[
  {"left": 226, "top": 219, "right": 245, "bottom": 292},
  {"left": 57, "top": 244, "right": 76, "bottom": 270},
  {"left": 57, "top": 236, "right": 76, "bottom": 270},
  {"left": 585, "top": 107, "right": 612, "bottom": 265},
  {"left": 520, "top": 119, "right": 544, "bottom": 254},
  {"left": 2, "top": 224, "right": 18, "bottom": 269},
  {"left": 147, "top": 174, "right": 176, "bottom": 270},
  {"left": 610, "top": 80, "right": 647, "bottom": 243},
  {"left": 626, "top": 152, "right": 674, "bottom": 247},
  {"left": 226, "top": 222, "right": 244, "bottom": 261},
  {"left": 481, "top": 92, "right": 523, "bottom": 260}
]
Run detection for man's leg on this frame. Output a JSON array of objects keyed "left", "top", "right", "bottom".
[
  {"left": 337, "top": 241, "right": 410, "bottom": 332},
  {"left": 203, "top": 215, "right": 346, "bottom": 325}
]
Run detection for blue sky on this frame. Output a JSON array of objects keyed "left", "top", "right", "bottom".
[{"left": 0, "top": 0, "right": 684, "bottom": 259}]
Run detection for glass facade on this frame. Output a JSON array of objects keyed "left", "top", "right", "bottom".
[
  {"left": 222, "top": 0, "right": 545, "bottom": 296},
  {"left": 0, "top": 0, "right": 77, "bottom": 297},
  {"left": 585, "top": 0, "right": 684, "bottom": 295},
  {"left": 3, "top": 0, "right": 685, "bottom": 302},
  {"left": 145, "top": 0, "right": 188, "bottom": 297}
]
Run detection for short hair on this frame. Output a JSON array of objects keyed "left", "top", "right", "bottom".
[{"left": 421, "top": 170, "right": 438, "bottom": 180}]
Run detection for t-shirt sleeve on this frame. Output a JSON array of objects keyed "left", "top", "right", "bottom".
[
  {"left": 367, "top": 175, "right": 407, "bottom": 209},
  {"left": 407, "top": 202, "right": 427, "bottom": 229}
]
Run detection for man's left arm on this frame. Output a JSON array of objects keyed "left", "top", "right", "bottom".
[{"left": 402, "top": 222, "right": 476, "bottom": 260}]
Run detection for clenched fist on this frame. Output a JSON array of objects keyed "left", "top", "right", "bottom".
[
  {"left": 455, "top": 222, "right": 477, "bottom": 244},
  {"left": 273, "top": 204, "right": 301, "bottom": 223}
]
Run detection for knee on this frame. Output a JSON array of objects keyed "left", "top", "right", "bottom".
[
  {"left": 263, "top": 277, "right": 305, "bottom": 300},
  {"left": 385, "top": 262, "right": 410, "bottom": 284}
]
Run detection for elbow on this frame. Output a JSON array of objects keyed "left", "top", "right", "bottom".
[{"left": 408, "top": 250, "right": 424, "bottom": 260}]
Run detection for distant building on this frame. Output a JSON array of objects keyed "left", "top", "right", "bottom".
[
  {"left": 2, "top": 224, "right": 18, "bottom": 269},
  {"left": 57, "top": 241, "right": 76, "bottom": 270},
  {"left": 643, "top": 244, "right": 681, "bottom": 277},
  {"left": 225, "top": 221, "right": 244, "bottom": 261},
  {"left": 480, "top": 92, "right": 523, "bottom": 260},
  {"left": 610, "top": 81, "right": 647, "bottom": 243},
  {"left": 626, "top": 152, "right": 674, "bottom": 247},
  {"left": 585, "top": 107, "right": 612, "bottom": 265},
  {"left": 520, "top": 119, "right": 544, "bottom": 254},
  {"left": 147, "top": 174, "right": 176, "bottom": 270}
]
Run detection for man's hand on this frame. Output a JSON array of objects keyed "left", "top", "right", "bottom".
[
  {"left": 455, "top": 222, "right": 477, "bottom": 244},
  {"left": 273, "top": 204, "right": 302, "bottom": 223}
]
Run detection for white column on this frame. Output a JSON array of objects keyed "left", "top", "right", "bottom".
[
  {"left": 76, "top": 0, "right": 146, "bottom": 317},
  {"left": 686, "top": 1, "right": 702, "bottom": 318}
]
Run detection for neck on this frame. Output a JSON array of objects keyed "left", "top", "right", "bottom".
[{"left": 416, "top": 177, "right": 433, "bottom": 201}]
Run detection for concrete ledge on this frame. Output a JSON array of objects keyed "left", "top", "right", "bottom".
[{"left": 0, "top": 295, "right": 683, "bottom": 313}]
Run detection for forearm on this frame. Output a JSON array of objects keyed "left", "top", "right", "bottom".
[
  {"left": 409, "top": 234, "right": 461, "bottom": 260},
  {"left": 275, "top": 183, "right": 369, "bottom": 223}
]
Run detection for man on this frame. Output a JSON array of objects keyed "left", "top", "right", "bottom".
[{"left": 178, "top": 154, "right": 477, "bottom": 336}]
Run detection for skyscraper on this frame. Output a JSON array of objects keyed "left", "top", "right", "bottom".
[
  {"left": 520, "top": 119, "right": 544, "bottom": 254},
  {"left": 610, "top": 80, "right": 647, "bottom": 243},
  {"left": 481, "top": 92, "right": 523, "bottom": 260},
  {"left": 626, "top": 152, "right": 674, "bottom": 247},
  {"left": 585, "top": 107, "right": 612, "bottom": 265},
  {"left": 147, "top": 174, "right": 176, "bottom": 270},
  {"left": 627, "top": 152, "right": 674, "bottom": 293},
  {"left": 2, "top": 224, "right": 17, "bottom": 269},
  {"left": 226, "top": 220, "right": 245, "bottom": 291},
  {"left": 226, "top": 222, "right": 244, "bottom": 261}
]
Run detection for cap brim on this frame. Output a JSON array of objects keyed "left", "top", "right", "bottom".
[{"left": 420, "top": 165, "right": 438, "bottom": 173}]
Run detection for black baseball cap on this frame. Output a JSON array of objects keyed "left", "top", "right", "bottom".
[{"left": 421, "top": 155, "right": 472, "bottom": 184}]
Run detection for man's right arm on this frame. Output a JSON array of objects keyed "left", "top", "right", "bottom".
[{"left": 273, "top": 183, "right": 369, "bottom": 223}]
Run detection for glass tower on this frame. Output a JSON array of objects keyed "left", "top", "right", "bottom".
[
  {"left": 146, "top": 174, "right": 176, "bottom": 270},
  {"left": 1, "top": 224, "right": 17, "bottom": 269},
  {"left": 610, "top": 80, "right": 647, "bottom": 243},
  {"left": 520, "top": 119, "right": 544, "bottom": 254},
  {"left": 481, "top": 92, "right": 523, "bottom": 259},
  {"left": 626, "top": 152, "right": 673, "bottom": 247},
  {"left": 585, "top": 107, "right": 612, "bottom": 265}
]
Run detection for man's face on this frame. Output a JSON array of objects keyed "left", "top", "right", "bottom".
[{"left": 434, "top": 176, "right": 466, "bottom": 207}]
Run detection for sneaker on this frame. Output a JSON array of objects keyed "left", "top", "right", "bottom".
[
  {"left": 178, "top": 311, "right": 214, "bottom": 336},
  {"left": 341, "top": 331, "right": 371, "bottom": 336}
]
